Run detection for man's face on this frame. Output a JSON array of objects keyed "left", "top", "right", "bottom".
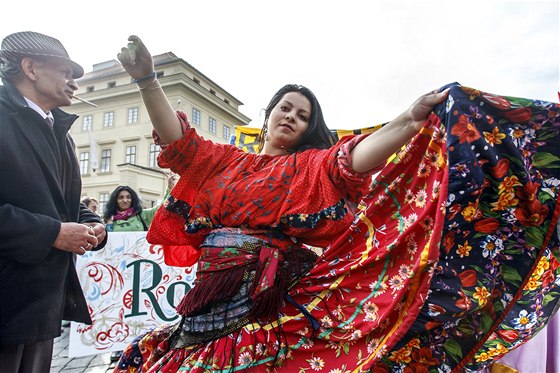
[{"left": 29, "top": 57, "right": 79, "bottom": 110}]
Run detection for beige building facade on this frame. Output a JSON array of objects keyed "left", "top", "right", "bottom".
[{"left": 70, "top": 52, "right": 251, "bottom": 215}]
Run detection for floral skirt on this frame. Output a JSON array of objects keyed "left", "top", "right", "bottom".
[{"left": 115, "top": 83, "right": 560, "bottom": 372}]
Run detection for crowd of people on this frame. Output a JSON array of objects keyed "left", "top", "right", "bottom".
[{"left": 1, "top": 30, "right": 559, "bottom": 373}]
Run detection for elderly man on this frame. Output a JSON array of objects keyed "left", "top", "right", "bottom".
[{"left": 0, "top": 31, "right": 107, "bottom": 372}]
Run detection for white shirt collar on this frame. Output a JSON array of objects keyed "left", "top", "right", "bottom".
[{"left": 23, "top": 97, "right": 53, "bottom": 122}]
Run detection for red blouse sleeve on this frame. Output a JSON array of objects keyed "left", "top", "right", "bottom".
[
  {"left": 154, "top": 111, "right": 241, "bottom": 175},
  {"left": 152, "top": 111, "right": 244, "bottom": 218},
  {"left": 319, "top": 134, "right": 383, "bottom": 202}
]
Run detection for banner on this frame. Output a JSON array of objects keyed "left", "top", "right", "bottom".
[
  {"left": 233, "top": 124, "right": 384, "bottom": 153},
  {"left": 69, "top": 232, "right": 197, "bottom": 357}
]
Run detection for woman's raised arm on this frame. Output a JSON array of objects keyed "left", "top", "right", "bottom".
[
  {"left": 117, "top": 35, "right": 183, "bottom": 144},
  {"left": 350, "top": 89, "right": 449, "bottom": 173}
]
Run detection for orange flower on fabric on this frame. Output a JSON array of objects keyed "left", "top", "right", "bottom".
[
  {"left": 483, "top": 126, "right": 506, "bottom": 146},
  {"left": 450, "top": 114, "right": 481, "bottom": 143},
  {"left": 411, "top": 347, "right": 439, "bottom": 366},
  {"left": 499, "top": 176, "right": 522, "bottom": 194},
  {"left": 459, "top": 269, "right": 477, "bottom": 287},
  {"left": 473, "top": 286, "right": 490, "bottom": 307},
  {"left": 503, "top": 107, "right": 533, "bottom": 123},
  {"left": 461, "top": 202, "right": 481, "bottom": 222},
  {"left": 474, "top": 218, "right": 500, "bottom": 233},
  {"left": 514, "top": 198, "right": 549, "bottom": 226},
  {"left": 490, "top": 158, "right": 510, "bottom": 179},
  {"left": 457, "top": 241, "right": 472, "bottom": 258},
  {"left": 389, "top": 347, "right": 412, "bottom": 364}
]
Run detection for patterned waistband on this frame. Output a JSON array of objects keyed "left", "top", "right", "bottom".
[{"left": 200, "top": 227, "right": 298, "bottom": 250}]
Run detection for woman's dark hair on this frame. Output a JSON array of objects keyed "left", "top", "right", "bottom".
[
  {"left": 257, "top": 84, "right": 336, "bottom": 153},
  {"left": 103, "top": 185, "right": 142, "bottom": 221}
]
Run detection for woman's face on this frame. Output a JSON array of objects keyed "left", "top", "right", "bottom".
[
  {"left": 264, "top": 91, "right": 311, "bottom": 155},
  {"left": 117, "top": 190, "right": 132, "bottom": 211}
]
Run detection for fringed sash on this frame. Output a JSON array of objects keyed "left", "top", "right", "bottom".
[{"left": 175, "top": 228, "right": 318, "bottom": 323}]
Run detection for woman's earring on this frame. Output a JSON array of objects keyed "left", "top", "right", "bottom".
[{"left": 263, "top": 121, "right": 269, "bottom": 141}]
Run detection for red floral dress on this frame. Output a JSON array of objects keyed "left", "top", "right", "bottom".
[{"left": 115, "top": 83, "right": 560, "bottom": 372}]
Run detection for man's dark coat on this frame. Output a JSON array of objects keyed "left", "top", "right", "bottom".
[{"left": 0, "top": 81, "right": 106, "bottom": 345}]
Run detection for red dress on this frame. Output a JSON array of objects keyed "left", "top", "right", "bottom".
[{"left": 115, "top": 84, "right": 560, "bottom": 372}]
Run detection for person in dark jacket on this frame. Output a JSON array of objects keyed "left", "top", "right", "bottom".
[{"left": 0, "top": 31, "right": 107, "bottom": 373}]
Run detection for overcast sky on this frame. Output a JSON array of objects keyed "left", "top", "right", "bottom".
[{"left": 1, "top": 0, "right": 558, "bottom": 129}]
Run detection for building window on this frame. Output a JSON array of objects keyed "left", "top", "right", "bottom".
[
  {"left": 82, "top": 115, "right": 92, "bottom": 131},
  {"left": 103, "top": 112, "right": 114, "bottom": 127},
  {"left": 98, "top": 193, "right": 109, "bottom": 216},
  {"left": 86, "top": 86, "right": 94, "bottom": 93},
  {"left": 100, "top": 149, "right": 111, "bottom": 172},
  {"left": 149, "top": 143, "right": 160, "bottom": 168},
  {"left": 107, "top": 81, "right": 116, "bottom": 88},
  {"left": 125, "top": 145, "right": 136, "bottom": 164},
  {"left": 209, "top": 117, "right": 216, "bottom": 133},
  {"left": 156, "top": 71, "right": 164, "bottom": 79},
  {"left": 223, "top": 125, "right": 231, "bottom": 140},
  {"left": 79, "top": 152, "right": 89, "bottom": 175},
  {"left": 144, "top": 198, "right": 156, "bottom": 208},
  {"left": 193, "top": 77, "right": 200, "bottom": 84},
  {"left": 192, "top": 108, "right": 200, "bottom": 126},
  {"left": 128, "top": 107, "right": 138, "bottom": 124},
  {"left": 209, "top": 89, "right": 216, "bottom": 95}
]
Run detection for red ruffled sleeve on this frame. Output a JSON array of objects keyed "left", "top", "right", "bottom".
[{"left": 307, "top": 134, "right": 382, "bottom": 205}]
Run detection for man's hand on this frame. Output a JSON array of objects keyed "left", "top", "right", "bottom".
[
  {"left": 53, "top": 223, "right": 101, "bottom": 255},
  {"left": 82, "top": 222, "right": 107, "bottom": 248}
]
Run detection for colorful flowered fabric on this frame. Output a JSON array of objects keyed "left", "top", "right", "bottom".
[{"left": 115, "top": 83, "right": 560, "bottom": 373}]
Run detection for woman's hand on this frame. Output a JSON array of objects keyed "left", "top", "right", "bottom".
[
  {"left": 406, "top": 89, "right": 449, "bottom": 132},
  {"left": 165, "top": 171, "right": 179, "bottom": 190},
  {"left": 117, "top": 35, "right": 154, "bottom": 80},
  {"left": 117, "top": 35, "right": 184, "bottom": 144},
  {"left": 351, "top": 88, "right": 449, "bottom": 173}
]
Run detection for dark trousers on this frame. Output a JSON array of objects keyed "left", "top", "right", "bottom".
[{"left": 0, "top": 339, "right": 54, "bottom": 373}]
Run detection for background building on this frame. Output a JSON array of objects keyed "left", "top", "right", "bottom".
[{"left": 71, "top": 52, "right": 251, "bottom": 215}]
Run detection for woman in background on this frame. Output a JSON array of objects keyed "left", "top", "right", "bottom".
[{"left": 103, "top": 174, "right": 178, "bottom": 232}]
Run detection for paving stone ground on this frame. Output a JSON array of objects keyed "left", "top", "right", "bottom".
[{"left": 51, "top": 324, "right": 115, "bottom": 373}]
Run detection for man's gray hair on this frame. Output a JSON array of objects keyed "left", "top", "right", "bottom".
[{"left": 0, "top": 53, "right": 24, "bottom": 83}]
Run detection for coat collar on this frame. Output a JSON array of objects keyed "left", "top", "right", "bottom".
[{"left": 0, "top": 80, "right": 78, "bottom": 133}]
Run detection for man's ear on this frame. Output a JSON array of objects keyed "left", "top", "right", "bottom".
[{"left": 20, "top": 57, "right": 40, "bottom": 81}]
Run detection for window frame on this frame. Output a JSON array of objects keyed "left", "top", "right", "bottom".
[
  {"left": 79, "top": 151, "right": 90, "bottom": 175},
  {"left": 223, "top": 125, "right": 231, "bottom": 140},
  {"left": 103, "top": 111, "right": 114, "bottom": 128},
  {"left": 82, "top": 115, "right": 93, "bottom": 131},
  {"left": 125, "top": 145, "right": 137, "bottom": 164},
  {"left": 100, "top": 149, "right": 111, "bottom": 173},
  {"left": 149, "top": 143, "right": 161, "bottom": 168},
  {"left": 127, "top": 107, "right": 139, "bottom": 124},
  {"left": 192, "top": 108, "right": 201, "bottom": 126}
]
